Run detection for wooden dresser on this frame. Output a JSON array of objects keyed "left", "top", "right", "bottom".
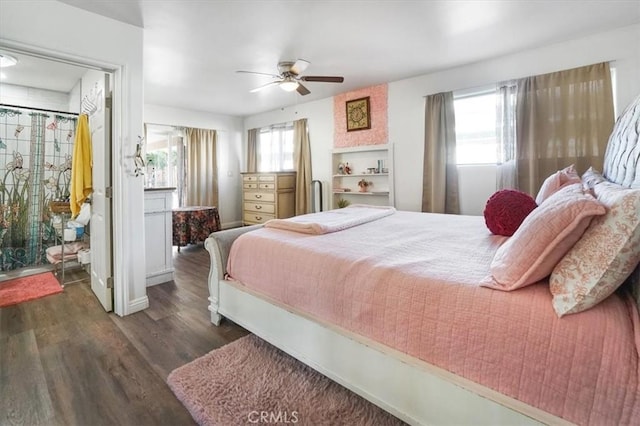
[{"left": 241, "top": 172, "right": 296, "bottom": 225}]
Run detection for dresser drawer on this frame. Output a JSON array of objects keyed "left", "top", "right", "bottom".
[
  {"left": 243, "top": 212, "right": 275, "bottom": 224},
  {"left": 258, "top": 175, "right": 275, "bottom": 182},
  {"left": 243, "top": 175, "right": 259, "bottom": 182},
  {"left": 244, "top": 202, "right": 275, "bottom": 214},
  {"left": 244, "top": 192, "right": 275, "bottom": 202},
  {"left": 258, "top": 183, "right": 275, "bottom": 190},
  {"left": 243, "top": 183, "right": 258, "bottom": 189}
]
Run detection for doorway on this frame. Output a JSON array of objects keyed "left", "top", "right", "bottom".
[{"left": 0, "top": 48, "right": 116, "bottom": 312}]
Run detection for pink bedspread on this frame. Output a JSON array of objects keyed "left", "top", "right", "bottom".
[{"left": 227, "top": 211, "right": 640, "bottom": 425}]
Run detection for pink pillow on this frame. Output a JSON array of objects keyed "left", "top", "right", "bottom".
[
  {"left": 483, "top": 190, "right": 537, "bottom": 236},
  {"left": 482, "top": 183, "right": 606, "bottom": 291},
  {"left": 535, "top": 165, "right": 581, "bottom": 205}
]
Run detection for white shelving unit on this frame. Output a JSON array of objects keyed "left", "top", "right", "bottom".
[{"left": 331, "top": 144, "right": 394, "bottom": 209}]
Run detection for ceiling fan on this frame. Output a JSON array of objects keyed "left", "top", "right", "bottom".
[{"left": 236, "top": 59, "right": 344, "bottom": 96}]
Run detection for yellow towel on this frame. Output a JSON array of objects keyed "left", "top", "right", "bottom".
[{"left": 70, "top": 114, "right": 92, "bottom": 217}]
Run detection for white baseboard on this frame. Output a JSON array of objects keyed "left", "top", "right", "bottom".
[
  {"left": 127, "top": 295, "right": 149, "bottom": 315},
  {"left": 146, "top": 269, "right": 174, "bottom": 286},
  {"left": 221, "top": 220, "right": 242, "bottom": 230}
]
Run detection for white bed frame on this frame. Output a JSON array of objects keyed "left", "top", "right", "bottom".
[
  {"left": 204, "top": 94, "right": 640, "bottom": 425},
  {"left": 205, "top": 228, "right": 569, "bottom": 426}
]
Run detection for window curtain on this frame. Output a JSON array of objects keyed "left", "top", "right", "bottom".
[
  {"left": 293, "top": 119, "right": 312, "bottom": 215},
  {"left": 422, "top": 92, "right": 460, "bottom": 214},
  {"left": 247, "top": 128, "right": 258, "bottom": 173},
  {"left": 496, "top": 82, "right": 518, "bottom": 190},
  {"left": 515, "top": 62, "right": 614, "bottom": 196},
  {"left": 185, "top": 127, "right": 218, "bottom": 207}
]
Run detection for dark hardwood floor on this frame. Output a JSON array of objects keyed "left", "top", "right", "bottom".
[{"left": 0, "top": 244, "right": 248, "bottom": 426}]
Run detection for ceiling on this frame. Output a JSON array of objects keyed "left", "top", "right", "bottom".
[{"left": 4, "top": 1, "right": 640, "bottom": 117}]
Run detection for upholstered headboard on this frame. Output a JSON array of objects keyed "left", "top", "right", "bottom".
[
  {"left": 603, "top": 94, "right": 640, "bottom": 189},
  {"left": 602, "top": 94, "right": 640, "bottom": 311}
]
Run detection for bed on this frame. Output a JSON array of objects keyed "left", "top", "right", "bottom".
[{"left": 205, "top": 96, "right": 640, "bottom": 425}]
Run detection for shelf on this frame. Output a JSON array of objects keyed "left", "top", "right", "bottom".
[
  {"left": 333, "top": 173, "right": 388, "bottom": 178},
  {"left": 333, "top": 191, "right": 389, "bottom": 195},
  {"left": 332, "top": 144, "right": 390, "bottom": 154}
]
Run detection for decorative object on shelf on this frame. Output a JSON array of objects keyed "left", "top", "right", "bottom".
[
  {"left": 344, "top": 162, "right": 352, "bottom": 174},
  {"left": 358, "top": 179, "right": 372, "bottom": 192},
  {"left": 336, "top": 198, "right": 350, "bottom": 208},
  {"left": 337, "top": 162, "right": 345, "bottom": 175},
  {"left": 346, "top": 96, "right": 371, "bottom": 132}
]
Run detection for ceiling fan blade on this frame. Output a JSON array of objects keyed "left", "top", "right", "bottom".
[
  {"left": 290, "top": 59, "right": 310, "bottom": 75},
  {"left": 300, "top": 76, "right": 344, "bottom": 83},
  {"left": 249, "top": 81, "right": 281, "bottom": 93},
  {"left": 296, "top": 83, "right": 311, "bottom": 96},
  {"left": 236, "top": 70, "right": 281, "bottom": 78}
]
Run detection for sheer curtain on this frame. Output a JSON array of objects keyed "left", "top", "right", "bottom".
[
  {"left": 247, "top": 128, "right": 258, "bottom": 173},
  {"left": 515, "top": 62, "right": 614, "bottom": 196},
  {"left": 185, "top": 127, "right": 218, "bottom": 207},
  {"left": 422, "top": 92, "right": 460, "bottom": 214},
  {"left": 258, "top": 124, "right": 294, "bottom": 172},
  {"left": 496, "top": 82, "right": 518, "bottom": 190},
  {"left": 293, "top": 119, "right": 312, "bottom": 215}
]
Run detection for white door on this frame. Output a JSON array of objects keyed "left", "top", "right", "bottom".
[{"left": 82, "top": 71, "right": 113, "bottom": 312}]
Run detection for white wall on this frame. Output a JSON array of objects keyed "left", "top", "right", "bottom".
[
  {"left": 389, "top": 23, "right": 640, "bottom": 214},
  {"left": 1, "top": 1, "right": 146, "bottom": 315},
  {"left": 244, "top": 24, "right": 640, "bottom": 216},
  {"left": 0, "top": 83, "right": 71, "bottom": 112},
  {"left": 145, "top": 104, "right": 244, "bottom": 228}
]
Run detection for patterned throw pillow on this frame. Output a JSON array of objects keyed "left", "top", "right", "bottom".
[
  {"left": 482, "top": 183, "right": 605, "bottom": 291},
  {"left": 550, "top": 181, "right": 640, "bottom": 317},
  {"left": 535, "top": 165, "right": 581, "bottom": 205}
]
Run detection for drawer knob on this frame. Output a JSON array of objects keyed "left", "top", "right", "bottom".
[
  {"left": 255, "top": 216, "right": 262, "bottom": 220},
  {"left": 255, "top": 205, "right": 262, "bottom": 210},
  {"left": 255, "top": 194, "right": 262, "bottom": 199}
]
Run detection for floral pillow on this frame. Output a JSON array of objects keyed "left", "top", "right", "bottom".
[
  {"left": 535, "top": 165, "right": 581, "bottom": 205},
  {"left": 550, "top": 181, "right": 640, "bottom": 317}
]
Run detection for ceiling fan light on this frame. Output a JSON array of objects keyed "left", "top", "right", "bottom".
[
  {"left": 0, "top": 54, "right": 18, "bottom": 68},
  {"left": 280, "top": 80, "right": 299, "bottom": 92}
]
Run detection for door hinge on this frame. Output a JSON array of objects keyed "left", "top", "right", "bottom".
[
  {"left": 105, "top": 187, "right": 113, "bottom": 198},
  {"left": 105, "top": 96, "right": 112, "bottom": 109},
  {"left": 106, "top": 277, "right": 114, "bottom": 289}
]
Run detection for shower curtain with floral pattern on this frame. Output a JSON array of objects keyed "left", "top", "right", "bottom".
[{"left": 0, "top": 106, "right": 76, "bottom": 271}]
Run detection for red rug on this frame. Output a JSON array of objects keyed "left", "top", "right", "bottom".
[
  {"left": 167, "top": 334, "right": 405, "bottom": 426},
  {"left": 0, "top": 272, "right": 62, "bottom": 308}
]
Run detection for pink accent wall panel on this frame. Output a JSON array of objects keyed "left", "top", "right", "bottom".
[{"left": 334, "top": 84, "right": 388, "bottom": 148}]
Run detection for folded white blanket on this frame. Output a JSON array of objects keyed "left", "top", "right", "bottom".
[{"left": 264, "top": 204, "right": 396, "bottom": 235}]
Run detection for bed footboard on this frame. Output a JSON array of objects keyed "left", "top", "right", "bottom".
[{"left": 204, "top": 225, "right": 262, "bottom": 325}]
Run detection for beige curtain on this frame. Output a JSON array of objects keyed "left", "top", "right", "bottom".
[
  {"left": 293, "top": 119, "right": 312, "bottom": 215},
  {"left": 515, "top": 62, "right": 614, "bottom": 196},
  {"left": 247, "top": 128, "right": 258, "bottom": 173},
  {"left": 422, "top": 92, "right": 459, "bottom": 214},
  {"left": 185, "top": 127, "right": 218, "bottom": 207}
]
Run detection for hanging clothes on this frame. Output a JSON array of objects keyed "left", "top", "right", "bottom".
[{"left": 70, "top": 114, "right": 92, "bottom": 217}]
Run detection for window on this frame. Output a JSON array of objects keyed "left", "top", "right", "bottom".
[
  {"left": 454, "top": 90, "right": 498, "bottom": 165},
  {"left": 258, "top": 123, "right": 294, "bottom": 172},
  {"left": 145, "top": 125, "right": 186, "bottom": 207}
]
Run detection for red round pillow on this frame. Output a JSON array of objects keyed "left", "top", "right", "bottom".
[{"left": 484, "top": 190, "right": 537, "bottom": 236}]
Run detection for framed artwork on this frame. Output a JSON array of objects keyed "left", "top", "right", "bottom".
[{"left": 346, "top": 96, "right": 371, "bottom": 132}]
